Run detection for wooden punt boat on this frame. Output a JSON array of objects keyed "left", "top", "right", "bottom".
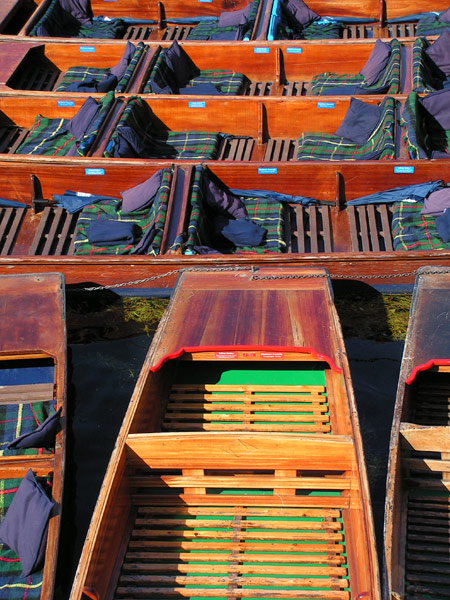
[
  {"left": 0, "top": 160, "right": 449, "bottom": 287},
  {"left": 18, "top": 0, "right": 265, "bottom": 42},
  {"left": 0, "top": 92, "right": 410, "bottom": 161},
  {"left": 382, "top": 0, "right": 450, "bottom": 38},
  {"left": 384, "top": 265, "right": 450, "bottom": 600},
  {"left": 0, "top": 272, "right": 66, "bottom": 600},
  {"left": 69, "top": 266, "right": 381, "bottom": 600},
  {"left": 0, "top": 39, "right": 406, "bottom": 96}
]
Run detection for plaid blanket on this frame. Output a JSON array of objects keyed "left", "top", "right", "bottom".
[
  {"left": 297, "top": 96, "right": 396, "bottom": 161},
  {"left": 311, "top": 39, "right": 401, "bottom": 95},
  {"left": 104, "top": 97, "right": 222, "bottom": 159},
  {"left": 181, "top": 167, "right": 286, "bottom": 254},
  {"left": 0, "top": 475, "right": 53, "bottom": 598},
  {"left": 73, "top": 168, "right": 173, "bottom": 255},
  {"left": 29, "top": 0, "right": 125, "bottom": 38},
  {"left": 0, "top": 401, "right": 55, "bottom": 457},
  {"left": 276, "top": 18, "right": 342, "bottom": 40},
  {"left": 187, "top": 0, "right": 259, "bottom": 40},
  {"left": 416, "top": 16, "right": 450, "bottom": 37},
  {"left": 412, "top": 37, "right": 450, "bottom": 93},
  {"left": 16, "top": 91, "right": 114, "bottom": 157},
  {"left": 143, "top": 50, "right": 247, "bottom": 94},
  {"left": 392, "top": 201, "right": 450, "bottom": 250},
  {"left": 401, "top": 91, "right": 450, "bottom": 159},
  {"left": 56, "top": 43, "right": 144, "bottom": 93}
]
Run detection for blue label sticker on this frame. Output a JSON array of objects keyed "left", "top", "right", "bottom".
[
  {"left": 254, "top": 47, "right": 270, "bottom": 53},
  {"left": 189, "top": 101, "right": 205, "bottom": 108},
  {"left": 317, "top": 102, "right": 335, "bottom": 109},
  {"left": 394, "top": 166, "right": 415, "bottom": 173},
  {"left": 80, "top": 46, "right": 95, "bottom": 52},
  {"left": 198, "top": 0, "right": 212, "bottom": 2},
  {"left": 286, "top": 47, "right": 302, "bottom": 53},
  {"left": 258, "top": 167, "right": 278, "bottom": 174},
  {"left": 85, "top": 168, "right": 105, "bottom": 176},
  {"left": 57, "top": 100, "right": 74, "bottom": 107}
]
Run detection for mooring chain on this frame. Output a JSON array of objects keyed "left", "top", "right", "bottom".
[{"left": 71, "top": 266, "right": 450, "bottom": 292}]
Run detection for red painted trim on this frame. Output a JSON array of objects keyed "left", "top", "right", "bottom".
[
  {"left": 150, "top": 345, "right": 342, "bottom": 373},
  {"left": 406, "top": 359, "right": 450, "bottom": 385}
]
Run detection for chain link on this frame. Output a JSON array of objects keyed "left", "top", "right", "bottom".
[{"left": 69, "top": 266, "right": 450, "bottom": 292}]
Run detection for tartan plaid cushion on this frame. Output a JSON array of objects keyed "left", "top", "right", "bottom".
[
  {"left": 56, "top": 66, "right": 111, "bottom": 92},
  {"left": 297, "top": 96, "right": 396, "bottom": 161},
  {"left": 0, "top": 401, "right": 55, "bottom": 457},
  {"left": 73, "top": 168, "right": 173, "bottom": 256},
  {"left": 77, "top": 17, "right": 125, "bottom": 39},
  {"left": 311, "top": 39, "right": 401, "bottom": 95},
  {"left": 182, "top": 167, "right": 286, "bottom": 253},
  {"left": 401, "top": 91, "right": 450, "bottom": 159},
  {"left": 416, "top": 16, "right": 450, "bottom": 37},
  {"left": 29, "top": 0, "right": 125, "bottom": 39},
  {"left": 188, "top": 70, "right": 248, "bottom": 94},
  {"left": 187, "top": 0, "right": 259, "bottom": 39},
  {"left": 412, "top": 37, "right": 449, "bottom": 92},
  {"left": 0, "top": 476, "right": 53, "bottom": 598},
  {"left": 276, "top": 19, "right": 342, "bottom": 40},
  {"left": 144, "top": 49, "right": 247, "bottom": 95},
  {"left": 116, "top": 42, "right": 145, "bottom": 92},
  {"left": 16, "top": 92, "right": 114, "bottom": 157},
  {"left": 104, "top": 97, "right": 222, "bottom": 159},
  {"left": 392, "top": 201, "right": 450, "bottom": 250}
]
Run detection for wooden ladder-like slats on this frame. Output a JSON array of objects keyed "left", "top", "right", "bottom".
[
  {"left": 412, "top": 373, "right": 450, "bottom": 426},
  {"left": 405, "top": 494, "right": 450, "bottom": 600},
  {"left": 163, "top": 383, "right": 331, "bottom": 433},
  {"left": 347, "top": 204, "right": 394, "bottom": 252},
  {"left": 245, "top": 81, "right": 273, "bottom": 96},
  {"left": 116, "top": 502, "right": 350, "bottom": 600},
  {"left": 29, "top": 207, "right": 78, "bottom": 256},
  {"left": 387, "top": 23, "right": 418, "bottom": 38},
  {"left": 163, "top": 26, "right": 193, "bottom": 40},
  {"left": 289, "top": 206, "right": 333, "bottom": 253},
  {"left": 217, "top": 137, "right": 255, "bottom": 161},
  {"left": 0, "top": 206, "right": 26, "bottom": 255},
  {"left": 124, "top": 25, "right": 155, "bottom": 40},
  {"left": 0, "top": 126, "right": 29, "bottom": 154},
  {"left": 283, "top": 81, "right": 308, "bottom": 96},
  {"left": 264, "top": 138, "right": 295, "bottom": 161},
  {"left": 9, "top": 64, "right": 61, "bottom": 91},
  {"left": 342, "top": 24, "right": 375, "bottom": 39}
]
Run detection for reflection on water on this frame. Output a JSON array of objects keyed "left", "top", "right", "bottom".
[{"left": 58, "top": 285, "right": 407, "bottom": 599}]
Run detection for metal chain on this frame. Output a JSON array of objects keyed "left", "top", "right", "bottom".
[{"left": 69, "top": 266, "right": 450, "bottom": 292}]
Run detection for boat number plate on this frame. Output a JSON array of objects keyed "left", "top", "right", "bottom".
[
  {"left": 286, "top": 47, "right": 302, "bottom": 53},
  {"left": 85, "top": 168, "right": 105, "bottom": 175},
  {"left": 254, "top": 47, "right": 270, "bottom": 53},
  {"left": 258, "top": 167, "right": 277, "bottom": 174},
  {"left": 58, "top": 100, "right": 74, "bottom": 107},
  {"left": 80, "top": 46, "right": 96, "bottom": 52},
  {"left": 215, "top": 352, "right": 239, "bottom": 359},
  {"left": 394, "top": 166, "right": 415, "bottom": 173},
  {"left": 189, "top": 101, "right": 205, "bottom": 108},
  {"left": 318, "top": 102, "right": 335, "bottom": 109}
]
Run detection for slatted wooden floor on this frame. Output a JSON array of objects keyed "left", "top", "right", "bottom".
[
  {"left": 29, "top": 207, "right": 78, "bottom": 256},
  {"left": 410, "top": 372, "right": 450, "bottom": 427},
  {"left": 405, "top": 492, "right": 450, "bottom": 599},
  {"left": 6, "top": 61, "right": 62, "bottom": 91},
  {"left": 163, "top": 383, "right": 331, "bottom": 433},
  {"left": 117, "top": 464, "right": 351, "bottom": 600}
]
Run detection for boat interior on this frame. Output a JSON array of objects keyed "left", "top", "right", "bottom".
[
  {"left": 73, "top": 431, "right": 376, "bottom": 600},
  {"left": 0, "top": 161, "right": 448, "bottom": 264},
  {"left": 391, "top": 365, "right": 450, "bottom": 598}
]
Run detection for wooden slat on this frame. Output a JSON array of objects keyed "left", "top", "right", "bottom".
[
  {"left": 164, "top": 412, "right": 330, "bottom": 422},
  {"left": 163, "top": 423, "right": 332, "bottom": 432},
  {"left": 0, "top": 382, "right": 54, "bottom": 404},
  {"left": 122, "top": 563, "right": 348, "bottom": 576},
  {"left": 115, "top": 586, "right": 350, "bottom": 599},
  {"left": 0, "top": 207, "right": 26, "bottom": 255},
  {"left": 378, "top": 204, "right": 393, "bottom": 251},
  {"left": 321, "top": 207, "right": 332, "bottom": 252},
  {"left": 172, "top": 385, "right": 326, "bottom": 393},
  {"left": 127, "top": 539, "right": 346, "bottom": 553},
  {"left": 125, "top": 551, "right": 347, "bottom": 564},
  {"left": 130, "top": 475, "right": 350, "bottom": 489},
  {"left": 137, "top": 505, "right": 341, "bottom": 517},
  {"left": 134, "top": 517, "right": 343, "bottom": 530},
  {"left": 166, "top": 402, "right": 328, "bottom": 412}
]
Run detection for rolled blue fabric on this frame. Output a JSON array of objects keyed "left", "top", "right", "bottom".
[{"left": 347, "top": 181, "right": 444, "bottom": 206}]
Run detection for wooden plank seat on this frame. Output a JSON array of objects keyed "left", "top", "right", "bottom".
[
  {"left": 163, "top": 382, "right": 331, "bottom": 433},
  {"left": 0, "top": 382, "right": 54, "bottom": 404}
]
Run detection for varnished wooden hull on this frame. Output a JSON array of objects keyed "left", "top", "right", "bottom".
[
  {"left": 0, "top": 272, "right": 66, "bottom": 600},
  {"left": 384, "top": 266, "right": 450, "bottom": 599},
  {"left": 69, "top": 266, "right": 380, "bottom": 599}
]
